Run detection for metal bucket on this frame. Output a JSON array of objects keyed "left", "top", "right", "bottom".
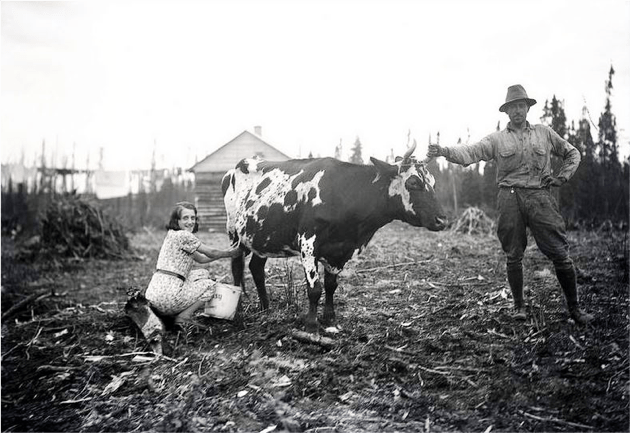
[{"left": 204, "top": 283, "right": 241, "bottom": 320}]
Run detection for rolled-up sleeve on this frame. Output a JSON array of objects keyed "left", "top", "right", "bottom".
[{"left": 444, "top": 134, "right": 496, "bottom": 167}]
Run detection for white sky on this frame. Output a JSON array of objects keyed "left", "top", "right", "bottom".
[{"left": 1, "top": 0, "right": 629, "bottom": 170}]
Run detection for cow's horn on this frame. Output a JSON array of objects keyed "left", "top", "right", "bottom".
[{"left": 403, "top": 139, "right": 417, "bottom": 161}]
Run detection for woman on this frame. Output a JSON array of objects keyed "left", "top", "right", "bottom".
[{"left": 145, "top": 201, "right": 240, "bottom": 331}]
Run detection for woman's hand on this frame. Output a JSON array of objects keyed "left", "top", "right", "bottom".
[
  {"left": 195, "top": 243, "right": 242, "bottom": 263},
  {"left": 227, "top": 246, "right": 242, "bottom": 258}
]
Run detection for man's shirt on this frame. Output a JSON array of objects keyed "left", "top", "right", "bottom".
[{"left": 443, "top": 122, "right": 581, "bottom": 188}]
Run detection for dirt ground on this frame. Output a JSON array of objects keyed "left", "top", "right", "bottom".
[{"left": 2, "top": 221, "right": 628, "bottom": 432}]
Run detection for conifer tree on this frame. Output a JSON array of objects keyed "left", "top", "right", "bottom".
[
  {"left": 572, "top": 111, "right": 599, "bottom": 223},
  {"left": 349, "top": 136, "right": 364, "bottom": 165},
  {"left": 458, "top": 136, "right": 484, "bottom": 208},
  {"left": 540, "top": 95, "right": 568, "bottom": 138},
  {"left": 334, "top": 139, "right": 342, "bottom": 160},
  {"left": 598, "top": 65, "right": 619, "bottom": 166},
  {"left": 596, "top": 65, "right": 623, "bottom": 218},
  {"left": 482, "top": 159, "right": 497, "bottom": 211},
  {"left": 460, "top": 164, "right": 483, "bottom": 208}
]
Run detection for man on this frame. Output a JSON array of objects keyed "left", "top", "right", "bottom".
[{"left": 428, "top": 84, "right": 594, "bottom": 324}]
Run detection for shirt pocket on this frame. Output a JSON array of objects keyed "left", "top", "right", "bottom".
[
  {"left": 531, "top": 142, "right": 548, "bottom": 170},
  {"left": 497, "top": 141, "right": 519, "bottom": 173}
]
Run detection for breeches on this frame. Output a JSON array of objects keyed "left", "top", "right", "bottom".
[{"left": 496, "top": 188, "right": 572, "bottom": 271}]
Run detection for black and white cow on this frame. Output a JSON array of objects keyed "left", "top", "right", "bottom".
[{"left": 221, "top": 141, "right": 447, "bottom": 332}]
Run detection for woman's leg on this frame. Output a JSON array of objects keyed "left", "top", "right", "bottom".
[
  {"left": 173, "top": 299, "right": 206, "bottom": 324},
  {"left": 174, "top": 273, "right": 216, "bottom": 328}
]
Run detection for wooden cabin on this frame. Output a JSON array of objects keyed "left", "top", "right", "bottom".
[{"left": 189, "top": 127, "right": 292, "bottom": 231}]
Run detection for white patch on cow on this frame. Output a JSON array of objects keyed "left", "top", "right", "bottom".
[
  {"left": 419, "top": 164, "right": 436, "bottom": 190},
  {"left": 242, "top": 158, "right": 262, "bottom": 173},
  {"left": 388, "top": 169, "right": 414, "bottom": 214},
  {"left": 223, "top": 160, "right": 326, "bottom": 253},
  {"left": 387, "top": 163, "right": 436, "bottom": 213},
  {"left": 299, "top": 233, "right": 319, "bottom": 287},
  {"left": 289, "top": 170, "right": 324, "bottom": 210}
]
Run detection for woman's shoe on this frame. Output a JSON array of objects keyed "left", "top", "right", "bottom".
[{"left": 174, "top": 318, "right": 209, "bottom": 335}]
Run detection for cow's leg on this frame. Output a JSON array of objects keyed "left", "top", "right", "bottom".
[
  {"left": 302, "top": 258, "right": 322, "bottom": 333},
  {"left": 231, "top": 253, "right": 245, "bottom": 288},
  {"left": 305, "top": 271, "right": 322, "bottom": 333},
  {"left": 322, "top": 270, "right": 338, "bottom": 326},
  {"left": 299, "top": 234, "right": 321, "bottom": 333},
  {"left": 249, "top": 254, "right": 269, "bottom": 310}
]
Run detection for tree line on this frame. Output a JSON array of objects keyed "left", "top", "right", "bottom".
[
  {"left": 349, "top": 66, "right": 628, "bottom": 227},
  {"left": 3, "top": 67, "right": 627, "bottom": 238}
]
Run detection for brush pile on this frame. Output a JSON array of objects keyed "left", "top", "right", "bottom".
[
  {"left": 40, "top": 194, "right": 132, "bottom": 259},
  {"left": 451, "top": 206, "right": 495, "bottom": 235}
]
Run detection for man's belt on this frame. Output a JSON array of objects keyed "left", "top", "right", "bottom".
[{"left": 155, "top": 269, "right": 186, "bottom": 282}]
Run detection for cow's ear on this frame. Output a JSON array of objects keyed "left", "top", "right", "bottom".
[{"left": 370, "top": 157, "right": 398, "bottom": 182}]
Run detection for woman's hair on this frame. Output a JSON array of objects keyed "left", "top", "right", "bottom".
[{"left": 166, "top": 201, "right": 199, "bottom": 233}]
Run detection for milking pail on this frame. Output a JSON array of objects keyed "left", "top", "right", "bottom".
[{"left": 204, "top": 283, "right": 241, "bottom": 320}]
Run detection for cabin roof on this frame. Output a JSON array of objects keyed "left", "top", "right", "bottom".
[{"left": 189, "top": 130, "right": 292, "bottom": 173}]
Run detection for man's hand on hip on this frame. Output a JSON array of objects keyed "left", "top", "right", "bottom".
[{"left": 541, "top": 174, "right": 566, "bottom": 187}]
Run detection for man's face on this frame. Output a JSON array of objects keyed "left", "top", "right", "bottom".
[{"left": 506, "top": 100, "right": 529, "bottom": 127}]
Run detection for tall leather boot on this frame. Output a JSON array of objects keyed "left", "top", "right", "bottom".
[
  {"left": 507, "top": 265, "right": 526, "bottom": 320},
  {"left": 555, "top": 266, "right": 594, "bottom": 325}
]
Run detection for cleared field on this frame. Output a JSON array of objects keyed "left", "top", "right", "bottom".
[{"left": 1, "top": 222, "right": 628, "bottom": 432}]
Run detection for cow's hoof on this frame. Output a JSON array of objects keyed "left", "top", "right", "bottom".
[
  {"left": 321, "top": 314, "right": 336, "bottom": 327},
  {"left": 302, "top": 319, "right": 319, "bottom": 334}
]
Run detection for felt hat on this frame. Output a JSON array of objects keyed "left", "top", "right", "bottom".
[{"left": 499, "top": 84, "right": 537, "bottom": 112}]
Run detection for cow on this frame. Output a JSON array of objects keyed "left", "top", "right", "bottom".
[{"left": 221, "top": 141, "right": 447, "bottom": 332}]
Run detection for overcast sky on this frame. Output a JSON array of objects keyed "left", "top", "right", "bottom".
[{"left": 2, "top": 0, "right": 629, "bottom": 170}]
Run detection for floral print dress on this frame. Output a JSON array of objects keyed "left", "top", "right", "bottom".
[{"left": 145, "top": 230, "right": 217, "bottom": 316}]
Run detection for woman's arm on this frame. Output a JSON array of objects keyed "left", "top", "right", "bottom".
[{"left": 192, "top": 243, "right": 241, "bottom": 264}]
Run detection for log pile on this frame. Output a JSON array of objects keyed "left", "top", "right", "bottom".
[
  {"left": 40, "top": 194, "right": 133, "bottom": 259},
  {"left": 451, "top": 206, "right": 495, "bottom": 235}
]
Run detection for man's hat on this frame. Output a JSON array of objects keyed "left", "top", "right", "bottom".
[{"left": 499, "top": 84, "right": 537, "bottom": 112}]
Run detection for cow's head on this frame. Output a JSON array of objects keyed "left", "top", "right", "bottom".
[{"left": 370, "top": 141, "right": 447, "bottom": 231}]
